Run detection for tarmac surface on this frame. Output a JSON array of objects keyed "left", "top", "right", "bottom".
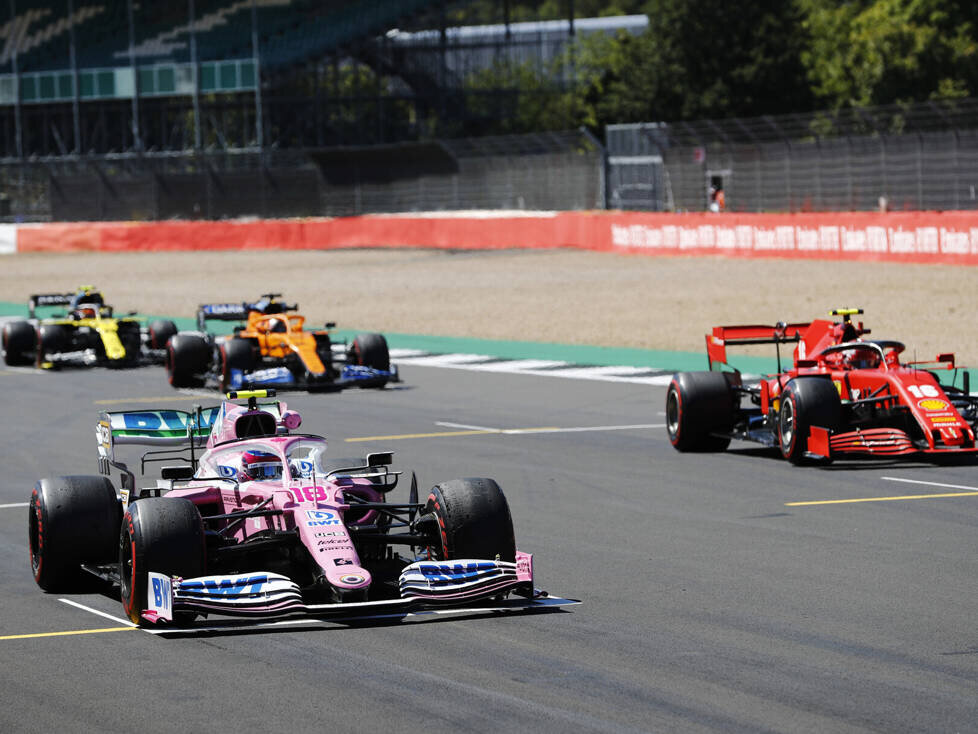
[{"left": 2, "top": 360, "right": 977, "bottom": 732}]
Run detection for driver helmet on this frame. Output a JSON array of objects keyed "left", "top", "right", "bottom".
[
  {"left": 70, "top": 289, "right": 103, "bottom": 309},
  {"left": 847, "top": 349, "right": 880, "bottom": 370},
  {"left": 240, "top": 450, "right": 283, "bottom": 481}
]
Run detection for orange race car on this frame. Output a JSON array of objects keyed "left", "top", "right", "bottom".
[{"left": 165, "top": 294, "right": 397, "bottom": 391}]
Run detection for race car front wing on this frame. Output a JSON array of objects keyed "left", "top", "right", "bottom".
[{"left": 142, "top": 553, "right": 552, "bottom": 624}]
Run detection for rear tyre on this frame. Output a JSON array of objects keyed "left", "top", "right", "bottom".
[
  {"left": 36, "top": 324, "right": 69, "bottom": 367},
  {"left": 147, "top": 320, "right": 178, "bottom": 350},
  {"left": 350, "top": 333, "right": 390, "bottom": 372},
  {"left": 29, "top": 475, "right": 121, "bottom": 592},
  {"left": 219, "top": 338, "right": 257, "bottom": 392},
  {"left": 424, "top": 478, "right": 516, "bottom": 562},
  {"left": 778, "top": 377, "right": 841, "bottom": 465},
  {"left": 666, "top": 371, "right": 736, "bottom": 452},
  {"left": 113, "top": 320, "right": 142, "bottom": 367},
  {"left": 2, "top": 320, "right": 35, "bottom": 365},
  {"left": 119, "top": 497, "right": 205, "bottom": 625},
  {"left": 166, "top": 333, "right": 211, "bottom": 388}
]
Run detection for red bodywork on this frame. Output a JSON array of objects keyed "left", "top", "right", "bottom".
[{"left": 706, "top": 312, "right": 977, "bottom": 458}]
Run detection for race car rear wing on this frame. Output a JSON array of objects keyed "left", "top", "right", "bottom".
[
  {"left": 96, "top": 407, "right": 221, "bottom": 464},
  {"left": 196, "top": 294, "right": 297, "bottom": 330},
  {"left": 706, "top": 322, "right": 811, "bottom": 370},
  {"left": 28, "top": 293, "right": 73, "bottom": 318}
]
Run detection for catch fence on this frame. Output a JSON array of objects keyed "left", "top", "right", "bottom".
[
  {"left": 606, "top": 99, "right": 978, "bottom": 213},
  {"left": 0, "top": 129, "right": 601, "bottom": 222}
]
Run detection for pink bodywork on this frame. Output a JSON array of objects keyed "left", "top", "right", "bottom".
[{"left": 166, "top": 400, "right": 380, "bottom": 593}]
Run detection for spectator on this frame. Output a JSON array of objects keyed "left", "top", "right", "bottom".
[{"left": 709, "top": 185, "right": 726, "bottom": 213}]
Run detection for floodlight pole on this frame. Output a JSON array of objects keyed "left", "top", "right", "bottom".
[
  {"left": 126, "top": 0, "right": 142, "bottom": 151},
  {"left": 8, "top": 0, "right": 22, "bottom": 159},
  {"left": 189, "top": 0, "right": 201, "bottom": 151},
  {"left": 250, "top": 0, "right": 263, "bottom": 150},
  {"left": 67, "top": 0, "right": 81, "bottom": 153}
]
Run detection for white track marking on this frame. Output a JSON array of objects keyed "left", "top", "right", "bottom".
[
  {"left": 59, "top": 599, "right": 137, "bottom": 627},
  {"left": 0, "top": 502, "right": 29, "bottom": 509},
  {"left": 435, "top": 421, "right": 664, "bottom": 435},
  {"left": 881, "top": 476, "right": 978, "bottom": 492},
  {"left": 463, "top": 359, "right": 571, "bottom": 372}
]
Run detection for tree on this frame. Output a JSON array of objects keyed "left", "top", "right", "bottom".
[
  {"left": 589, "top": 0, "right": 813, "bottom": 124},
  {"left": 800, "top": 0, "right": 978, "bottom": 108}
]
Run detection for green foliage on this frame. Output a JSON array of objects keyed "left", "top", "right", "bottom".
[
  {"left": 800, "top": 0, "right": 978, "bottom": 108},
  {"left": 453, "top": 0, "right": 978, "bottom": 133}
]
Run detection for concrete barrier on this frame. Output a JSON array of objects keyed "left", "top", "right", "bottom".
[{"left": 7, "top": 210, "right": 978, "bottom": 264}]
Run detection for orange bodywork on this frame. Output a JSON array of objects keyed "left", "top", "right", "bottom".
[{"left": 237, "top": 312, "right": 328, "bottom": 376}]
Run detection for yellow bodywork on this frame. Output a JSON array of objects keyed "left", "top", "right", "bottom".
[{"left": 46, "top": 311, "right": 130, "bottom": 361}]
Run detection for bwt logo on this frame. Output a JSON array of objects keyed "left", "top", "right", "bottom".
[
  {"left": 418, "top": 561, "right": 495, "bottom": 581},
  {"left": 151, "top": 576, "right": 171, "bottom": 611},
  {"left": 305, "top": 509, "right": 339, "bottom": 526},
  {"left": 182, "top": 575, "right": 268, "bottom": 597}
]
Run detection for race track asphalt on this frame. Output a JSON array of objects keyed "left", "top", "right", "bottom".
[{"left": 1, "top": 361, "right": 976, "bottom": 733}]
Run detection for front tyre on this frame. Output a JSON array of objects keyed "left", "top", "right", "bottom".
[
  {"left": 666, "top": 371, "right": 736, "bottom": 452},
  {"left": 350, "top": 333, "right": 390, "bottom": 372},
  {"left": 166, "top": 333, "right": 211, "bottom": 388},
  {"left": 425, "top": 478, "right": 516, "bottom": 562},
  {"left": 119, "top": 497, "right": 205, "bottom": 625},
  {"left": 147, "top": 319, "right": 178, "bottom": 350},
  {"left": 2, "top": 320, "right": 36, "bottom": 365},
  {"left": 29, "top": 476, "right": 120, "bottom": 591},
  {"left": 778, "top": 377, "right": 841, "bottom": 464},
  {"left": 219, "top": 338, "right": 257, "bottom": 392}
]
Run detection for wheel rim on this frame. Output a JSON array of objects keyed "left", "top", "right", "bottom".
[
  {"left": 665, "top": 386, "right": 681, "bottom": 440},
  {"left": 120, "top": 527, "right": 135, "bottom": 603},
  {"left": 779, "top": 395, "right": 795, "bottom": 450},
  {"left": 28, "top": 494, "right": 41, "bottom": 576}
]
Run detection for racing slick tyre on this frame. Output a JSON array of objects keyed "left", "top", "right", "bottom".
[
  {"left": 424, "top": 478, "right": 516, "bottom": 563},
  {"left": 147, "top": 319, "right": 178, "bottom": 350},
  {"left": 778, "top": 377, "right": 842, "bottom": 465},
  {"left": 166, "top": 333, "right": 211, "bottom": 388},
  {"left": 2, "top": 319, "right": 35, "bottom": 365},
  {"left": 666, "top": 371, "right": 737, "bottom": 452},
  {"left": 120, "top": 497, "right": 205, "bottom": 625},
  {"left": 313, "top": 333, "right": 335, "bottom": 377},
  {"left": 350, "top": 333, "right": 390, "bottom": 373},
  {"left": 219, "top": 338, "right": 258, "bottom": 392},
  {"left": 35, "top": 323, "right": 69, "bottom": 367},
  {"left": 29, "top": 475, "right": 121, "bottom": 592},
  {"left": 112, "top": 320, "right": 142, "bottom": 367}
]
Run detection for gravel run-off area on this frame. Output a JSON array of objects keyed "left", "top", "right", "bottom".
[{"left": 2, "top": 247, "right": 975, "bottom": 364}]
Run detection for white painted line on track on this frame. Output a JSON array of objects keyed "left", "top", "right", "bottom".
[
  {"left": 435, "top": 421, "right": 664, "bottom": 435},
  {"left": 0, "top": 502, "right": 28, "bottom": 509},
  {"left": 881, "top": 476, "right": 978, "bottom": 492},
  {"left": 462, "top": 359, "right": 571, "bottom": 372},
  {"left": 59, "top": 599, "right": 137, "bottom": 627},
  {"left": 397, "top": 353, "right": 499, "bottom": 366}
]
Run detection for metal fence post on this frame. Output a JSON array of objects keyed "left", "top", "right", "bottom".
[{"left": 579, "top": 126, "right": 606, "bottom": 209}]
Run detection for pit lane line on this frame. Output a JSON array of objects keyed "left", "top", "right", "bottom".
[
  {"left": 787, "top": 477, "right": 978, "bottom": 507},
  {"left": 0, "top": 502, "right": 28, "bottom": 509}
]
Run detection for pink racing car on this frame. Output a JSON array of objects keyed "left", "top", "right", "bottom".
[{"left": 29, "top": 390, "right": 572, "bottom": 627}]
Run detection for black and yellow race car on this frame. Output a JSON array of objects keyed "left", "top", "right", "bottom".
[{"left": 1, "top": 286, "right": 177, "bottom": 369}]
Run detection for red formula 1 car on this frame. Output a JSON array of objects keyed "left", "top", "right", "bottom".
[{"left": 666, "top": 309, "right": 978, "bottom": 463}]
